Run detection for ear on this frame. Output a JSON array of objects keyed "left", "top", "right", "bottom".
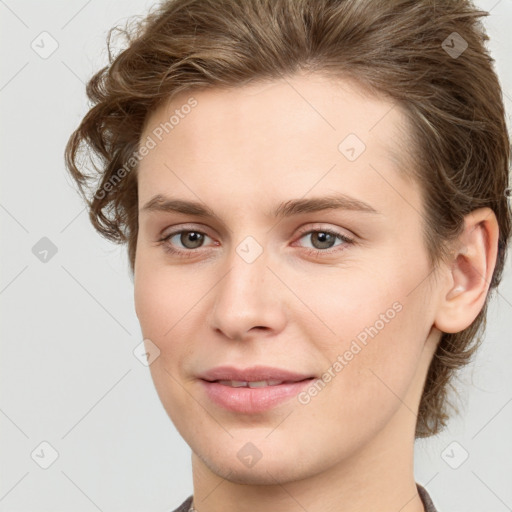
[{"left": 434, "top": 207, "right": 499, "bottom": 334}]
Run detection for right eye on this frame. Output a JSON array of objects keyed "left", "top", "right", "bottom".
[{"left": 159, "top": 229, "right": 216, "bottom": 255}]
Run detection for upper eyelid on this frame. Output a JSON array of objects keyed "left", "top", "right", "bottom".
[
  {"left": 161, "top": 224, "right": 215, "bottom": 240},
  {"left": 161, "top": 223, "right": 351, "bottom": 237}
]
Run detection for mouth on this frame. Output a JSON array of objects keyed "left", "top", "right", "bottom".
[
  {"left": 206, "top": 378, "right": 314, "bottom": 388},
  {"left": 199, "top": 365, "right": 315, "bottom": 383},
  {"left": 197, "top": 365, "right": 317, "bottom": 413}
]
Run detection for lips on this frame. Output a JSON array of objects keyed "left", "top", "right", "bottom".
[{"left": 198, "top": 365, "right": 316, "bottom": 413}]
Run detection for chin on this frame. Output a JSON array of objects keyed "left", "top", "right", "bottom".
[
  {"left": 194, "top": 440, "right": 326, "bottom": 486},
  {"left": 203, "top": 456, "right": 308, "bottom": 485}
]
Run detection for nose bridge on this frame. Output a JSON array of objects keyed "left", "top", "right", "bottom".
[
  {"left": 209, "top": 237, "right": 286, "bottom": 339},
  {"left": 218, "top": 241, "right": 273, "bottom": 311}
]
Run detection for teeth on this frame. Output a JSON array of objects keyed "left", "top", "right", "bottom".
[
  {"left": 217, "top": 379, "right": 285, "bottom": 387},
  {"left": 249, "top": 379, "right": 283, "bottom": 387},
  {"left": 228, "top": 380, "right": 248, "bottom": 388}
]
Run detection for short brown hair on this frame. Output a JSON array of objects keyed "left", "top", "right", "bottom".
[{"left": 65, "top": 0, "right": 511, "bottom": 437}]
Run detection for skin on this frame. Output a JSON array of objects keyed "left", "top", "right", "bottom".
[{"left": 133, "top": 72, "right": 498, "bottom": 512}]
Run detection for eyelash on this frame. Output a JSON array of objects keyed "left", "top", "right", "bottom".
[{"left": 157, "top": 225, "right": 355, "bottom": 258}]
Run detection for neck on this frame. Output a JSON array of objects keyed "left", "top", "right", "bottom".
[{"left": 190, "top": 408, "right": 425, "bottom": 512}]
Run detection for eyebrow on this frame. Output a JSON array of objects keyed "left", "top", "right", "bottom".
[{"left": 141, "top": 193, "right": 380, "bottom": 219}]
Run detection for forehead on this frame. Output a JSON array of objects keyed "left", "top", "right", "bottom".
[
  {"left": 145, "top": 72, "right": 408, "bottom": 146},
  {"left": 137, "top": 72, "right": 417, "bottom": 212}
]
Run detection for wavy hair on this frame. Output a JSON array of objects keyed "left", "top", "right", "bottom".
[{"left": 64, "top": 0, "right": 511, "bottom": 437}]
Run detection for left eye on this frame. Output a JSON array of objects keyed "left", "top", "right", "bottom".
[{"left": 296, "top": 229, "right": 353, "bottom": 252}]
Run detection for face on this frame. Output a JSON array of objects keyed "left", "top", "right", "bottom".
[{"left": 134, "top": 73, "right": 441, "bottom": 484}]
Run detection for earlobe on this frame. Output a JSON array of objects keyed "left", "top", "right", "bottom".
[{"left": 434, "top": 208, "right": 499, "bottom": 334}]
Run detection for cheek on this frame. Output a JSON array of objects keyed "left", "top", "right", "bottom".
[
  {"left": 134, "top": 264, "right": 197, "bottom": 415},
  {"left": 134, "top": 257, "right": 200, "bottom": 338},
  {"left": 133, "top": 260, "right": 209, "bottom": 395},
  {"left": 297, "top": 261, "right": 430, "bottom": 401},
  {"left": 291, "top": 263, "right": 408, "bottom": 347},
  {"left": 134, "top": 271, "right": 168, "bottom": 338}
]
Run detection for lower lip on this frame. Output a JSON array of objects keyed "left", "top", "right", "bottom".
[{"left": 200, "top": 379, "right": 314, "bottom": 414}]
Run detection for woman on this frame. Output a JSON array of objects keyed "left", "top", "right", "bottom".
[{"left": 65, "top": 1, "right": 511, "bottom": 510}]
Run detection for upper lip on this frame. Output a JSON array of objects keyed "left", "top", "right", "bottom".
[{"left": 199, "top": 365, "right": 315, "bottom": 383}]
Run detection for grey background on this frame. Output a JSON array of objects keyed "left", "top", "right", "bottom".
[{"left": 0, "top": 0, "right": 511, "bottom": 510}]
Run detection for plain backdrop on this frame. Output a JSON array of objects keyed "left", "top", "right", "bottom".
[{"left": 0, "top": 0, "right": 511, "bottom": 511}]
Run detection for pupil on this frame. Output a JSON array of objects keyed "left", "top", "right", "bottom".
[
  {"left": 182, "top": 232, "right": 203, "bottom": 249},
  {"left": 313, "top": 232, "right": 334, "bottom": 249}
]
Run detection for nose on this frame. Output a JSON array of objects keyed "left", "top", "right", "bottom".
[{"left": 208, "top": 244, "right": 288, "bottom": 341}]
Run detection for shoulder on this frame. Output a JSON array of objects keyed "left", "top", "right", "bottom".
[{"left": 170, "top": 495, "right": 193, "bottom": 512}]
